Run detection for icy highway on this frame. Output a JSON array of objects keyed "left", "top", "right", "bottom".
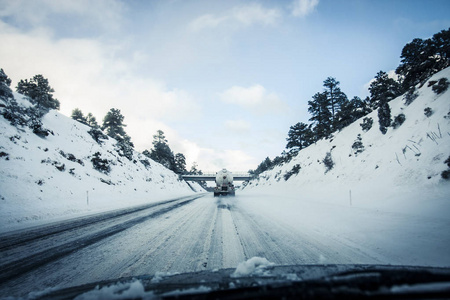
[{"left": 0, "top": 192, "right": 441, "bottom": 297}]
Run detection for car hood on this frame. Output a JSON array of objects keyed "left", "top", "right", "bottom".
[{"left": 36, "top": 264, "right": 450, "bottom": 299}]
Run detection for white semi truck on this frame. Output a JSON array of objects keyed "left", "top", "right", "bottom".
[{"left": 214, "top": 169, "right": 235, "bottom": 197}]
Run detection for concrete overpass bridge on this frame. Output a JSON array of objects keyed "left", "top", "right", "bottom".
[{"left": 181, "top": 172, "right": 251, "bottom": 182}]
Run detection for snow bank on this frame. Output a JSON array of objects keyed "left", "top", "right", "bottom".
[
  {"left": 237, "top": 67, "right": 450, "bottom": 267},
  {"left": 231, "top": 257, "right": 275, "bottom": 278},
  {"left": 0, "top": 95, "right": 202, "bottom": 232},
  {"left": 243, "top": 67, "right": 450, "bottom": 212},
  {"left": 75, "top": 280, "right": 153, "bottom": 300}
]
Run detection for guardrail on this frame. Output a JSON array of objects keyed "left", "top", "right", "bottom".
[{"left": 181, "top": 172, "right": 252, "bottom": 182}]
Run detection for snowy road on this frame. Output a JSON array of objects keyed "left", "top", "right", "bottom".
[{"left": 0, "top": 192, "right": 441, "bottom": 297}]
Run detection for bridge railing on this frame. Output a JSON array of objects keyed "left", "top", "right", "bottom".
[{"left": 181, "top": 171, "right": 252, "bottom": 182}]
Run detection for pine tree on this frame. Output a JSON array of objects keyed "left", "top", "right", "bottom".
[
  {"left": 378, "top": 102, "right": 391, "bottom": 134},
  {"left": 0, "top": 68, "right": 13, "bottom": 100},
  {"left": 174, "top": 153, "right": 187, "bottom": 174},
  {"left": 369, "top": 71, "right": 401, "bottom": 110},
  {"left": 150, "top": 130, "right": 175, "bottom": 170},
  {"left": 430, "top": 28, "right": 450, "bottom": 71},
  {"left": 71, "top": 108, "right": 87, "bottom": 124},
  {"left": 152, "top": 130, "right": 168, "bottom": 145},
  {"left": 286, "top": 122, "right": 314, "bottom": 151},
  {"left": 308, "top": 92, "right": 332, "bottom": 140},
  {"left": 351, "top": 134, "right": 364, "bottom": 156},
  {"left": 396, "top": 28, "right": 450, "bottom": 90},
  {"left": 335, "top": 96, "right": 368, "bottom": 131},
  {"left": 189, "top": 162, "right": 201, "bottom": 175},
  {"left": 102, "top": 108, "right": 127, "bottom": 141},
  {"left": 323, "top": 77, "right": 348, "bottom": 129},
  {"left": 254, "top": 157, "right": 272, "bottom": 175},
  {"left": 16, "top": 74, "right": 60, "bottom": 110},
  {"left": 102, "top": 108, "right": 134, "bottom": 159},
  {"left": 86, "top": 113, "right": 99, "bottom": 128}
]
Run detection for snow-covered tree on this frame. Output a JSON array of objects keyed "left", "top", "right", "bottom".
[
  {"left": 396, "top": 28, "right": 450, "bottom": 90},
  {"left": 149, "top": 130, "right": 175, "bottom": 171},
  {"left": 102, "top": 108, "right": 134, "bottom": 160},
  {"left": 102, "top": 108, "right": 127, "bottom": 140},
  {"left": 71, "top": 108, "right": 87, "bottom": 124},
  {"left": 16, "top": 74, "right": 60, "bottom": 110},
  {"left": 378, "top": 102, "right": 391, "bottom": 134},
  {"left": 286, "top": 122, "right": 314, "bottom": 151},
  {"left": 85, "top": 113, "right": 99, "bottom": 128},
  {"left": 369, "top": 71, "right": 401, "bottom": 110},
  {"left": 174, "top": 153, "right": 187, "bottom": 174},
  {"left": 0, "top": 68, "right": 13, "bottom": 100}
]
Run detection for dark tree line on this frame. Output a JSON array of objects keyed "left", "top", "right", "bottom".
[
  {"left": 72, "top": 108, "right": 190, "bottom": 174},
  {"left": 250, "top": 27, "right": 450, "bottom": 176},
  {"left": 142, "top": 130, "right": 187, "bottom": 174}
]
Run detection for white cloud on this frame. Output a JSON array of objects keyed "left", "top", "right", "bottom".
[
  {"left": 291, "top": 0, "right": 319, "bottom": 17},
  {"left": 189, "top": 14, "right": 228, "bottom": 31},
  {"left": 0, "top": 0, "right": 124, "bottom": 33},
  {"left": 232, "top": 3, "right": 281, "bottom": 26},
  {"left": 224, "top": 120, "right": 251, "bottom": 133},
  {"left": 0, "top": 20, "right": 201, "bottom": 155},
  {"left": 189, "top": 3, "right": 281, "bottom": 32},
  {"left": 166, "top": 136, "right": 258, "bottom": 172},
  {"left": 219, "top": 84, "right": 288, "bottom": 115}
]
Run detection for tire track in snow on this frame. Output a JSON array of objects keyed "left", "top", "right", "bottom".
[{"left": 0, "top": 195, "right": 202, "bottom": 285}]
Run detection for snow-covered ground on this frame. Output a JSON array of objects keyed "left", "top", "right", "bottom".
[
  {"left": 1, "top": 67, "right": 449, "bottom": 298},
  {"left": 0, "top": 95, "right": 203, "bottom": 232},
  {"left": 239, "top": 67, "right": 450, "bottom": 267}
]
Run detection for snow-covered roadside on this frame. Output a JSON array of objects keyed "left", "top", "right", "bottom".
[
  {"left": 237, "top": 187, "right": 450, "bottom": 267},
  {"left": 0, "top": 94, "right": 204, "bottom": 233},
  {"left": 239, "top": 67, "right": 450, "bottom": 267}
]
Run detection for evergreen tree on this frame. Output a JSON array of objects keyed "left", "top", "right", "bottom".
[
  {"left": 308, "top": 92, "right": 332, "bottom": 140},
  {"left": 189, "top": 162, "right": 202, "bottom": 175},
  {"left": 430, "top": 28, "right": 450, "bottom": 71},
  {"left": 142, "top": 149, "right": 151, "bottom": 158},
  {"left": 335, "top": 96, "right": 368, "bottom": 131},
  {"left": 369, "top": 71, "right": 401, "bottom": 110},
  {"left": 174, "top": 153, "right": 187, "bottom": 174},
  {"left": 16, "top": 74, "right": 60, "bottom": 110},
  {"left": 286, "top": 122, "right": 314, "bottom": 151},
  {"left": 102, "top": 108, "right": 128, "bottom": 141},
  {"left": 86, "top": 113, "right": 99, "bottom": 128},
  {"left": 396, "top": 28, "right": 450, "bottom": 90},
  {"left": 351, "top": 134, "right": 364, "bottom": 156},
  {"left": 378, "top": 102, "right": 391, "bottom": 134},
  {"left": 150, "top": 130, "right": 175, "bottom": 170},
  {"left": 254, "top": 157, "right": 272, "bottom": 175},
  {"left": 102, "top": 108, "right": 134, "bottom": 159},
  {"left": 71, "top": 108, "right": 87, "bottom": 124},
  {"left": 153, "top": 130, "right": 168, "bottom": 145},
  {"left": 323, "top": 77, "right": 348, "bottom": 129},
  {"left": 0, "top": 68, "right": 13, "bottom": 99}
]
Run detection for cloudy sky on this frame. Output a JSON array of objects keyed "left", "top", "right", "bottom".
[{"left": 1, "top": 0, "right": 449, "bottom": 172}]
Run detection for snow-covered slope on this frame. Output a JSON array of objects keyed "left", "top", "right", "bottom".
[
  {"left": 243, "top": 67, "right": 450, "bottom": 214},
  {"left": 0, "top": 96, "right": 202, "bottom": 231}
]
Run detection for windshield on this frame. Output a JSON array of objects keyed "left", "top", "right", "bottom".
[{"left": 1, "top": 1, "right": 450, "bottom": 299}]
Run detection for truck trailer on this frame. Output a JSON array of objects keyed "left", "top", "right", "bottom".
[{"left": 214, "top": 169, "right": 235, "bottom": 197}]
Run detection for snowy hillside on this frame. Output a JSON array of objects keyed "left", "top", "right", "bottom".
[
  {"left": 0, "top": 95, "right": 202, "bottom": 231},
  {"left": 242, "top": 67, "right": 450, "bottom": 213}
]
